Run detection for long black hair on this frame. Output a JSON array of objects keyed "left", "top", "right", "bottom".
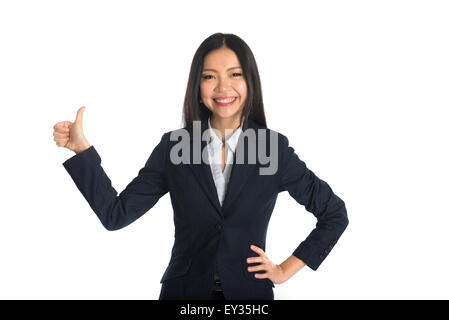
[{"left": 182, "top": 33, "right": 267, "bottom": 132}]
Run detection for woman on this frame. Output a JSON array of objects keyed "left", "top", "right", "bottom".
[{"left": 52, "top": 33, "right": 349, "bottom": 300}]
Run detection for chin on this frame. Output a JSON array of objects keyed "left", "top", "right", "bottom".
[
  {"left": 213, "top": 104, "right": 243, "bottom": 116},
  {"left": 214, "top": 109, "right": 241, "bottom": 119}
]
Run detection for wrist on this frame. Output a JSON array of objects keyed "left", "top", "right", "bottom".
[
  {"left": 279, "top": 255, "right": 306, "bottom": 282},
  {"left": 276, "top": 264, "right": 288, "bottom": 283},
  {"left": 75, "top": 140, "right": 91, "bottom": 154}
]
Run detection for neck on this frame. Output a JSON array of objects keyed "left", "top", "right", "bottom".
[{"left": 210, "top": 114, "right": 243, "bottom": 143}]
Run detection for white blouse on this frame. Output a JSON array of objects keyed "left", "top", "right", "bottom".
[{"left": 206, "top": 116, "right": 243, "bottom": 207}]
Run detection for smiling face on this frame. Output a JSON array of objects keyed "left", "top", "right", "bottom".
[{"left": 200, "top": 47, "right": 247, "bottom": 126}]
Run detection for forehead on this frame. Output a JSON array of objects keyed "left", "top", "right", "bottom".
[{"left": 202, "top": 48, "right": 241, "bottom": 70}]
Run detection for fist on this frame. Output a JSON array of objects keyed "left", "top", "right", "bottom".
[{"left": 53, "top": 106, "right": 91, "bottom": 154}]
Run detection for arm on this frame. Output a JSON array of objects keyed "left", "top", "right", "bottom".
[
  {"left": 62, "top": 132, "right": 170, "bottom": 231},
  {"left": 278, "top": 134, "right": 349, "bottom": 271},
  {"left": 279, "top": 255, "right": 306, "bottom": 281}
]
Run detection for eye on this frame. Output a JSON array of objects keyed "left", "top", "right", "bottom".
[
  {"left": 202, "top": 75, "right": 214, "bottom": 80},
  {"left": 232, "top": 72, "right": 242, "bottom": 77}
]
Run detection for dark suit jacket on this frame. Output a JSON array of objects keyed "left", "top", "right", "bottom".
[{"left": 62, "top": 119, "right": 348, "bottom": 300}]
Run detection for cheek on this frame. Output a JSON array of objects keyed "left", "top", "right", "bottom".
[
  {"left": 200, "top": 83, "right": 214, "bottom": 99},
  {"left": 235, "top": 81, "right": 247, "bottom": 98}
]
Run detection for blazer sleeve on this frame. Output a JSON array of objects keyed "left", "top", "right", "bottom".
[
  {"left": 62, "top": 132, "right": 170, "bottom": 231},
  {"left": 277, "top": 133, "right": 349, "bottom": 270}
]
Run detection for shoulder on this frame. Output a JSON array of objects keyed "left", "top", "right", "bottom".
[
  {"left": 250, "top": 122, "right": 290, "bottom": 151},
  {"left": 158, "top": 128, "right": 188, "bottom": 144},
  {"left": 246, "top": 119, "right": 287, "bottom": 141}
]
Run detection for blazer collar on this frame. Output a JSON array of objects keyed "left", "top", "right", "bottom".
[
  {"left": 186, "top": 118, "right": 263, "bottom": 219},
  {"left": 206, "top": 116, "right": 244, "bottom": 153}
]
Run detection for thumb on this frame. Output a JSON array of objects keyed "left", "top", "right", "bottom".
[{"left": 75, "top": 106, "right": 86, "bottom": 126}]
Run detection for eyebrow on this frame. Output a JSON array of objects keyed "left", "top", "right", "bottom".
[{"left": 202, "top": 66, "right": 242, "bottom": 72}]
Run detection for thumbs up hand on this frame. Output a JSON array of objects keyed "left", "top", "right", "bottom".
[{"left": 53, "top": 106, "right": 91, "bottom": 154}]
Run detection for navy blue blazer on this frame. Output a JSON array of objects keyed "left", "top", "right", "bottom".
[{"left": 62, "top": 118, "right": 348, "bottom": 300}]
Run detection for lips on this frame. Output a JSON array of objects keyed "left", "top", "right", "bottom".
[{"left": 213, "top": 97, "right": 237, "bottom": 106}]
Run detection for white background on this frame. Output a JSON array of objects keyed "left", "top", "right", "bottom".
[{"left": 1, "top": 0, "right": 448, "bottom": 299}]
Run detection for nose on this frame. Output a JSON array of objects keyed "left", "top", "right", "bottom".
[{"left": 214, "top": 77, "right": 232, "bottom": 92}]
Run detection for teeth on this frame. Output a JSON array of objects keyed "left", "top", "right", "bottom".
[{"left": 215, "top": 97, "right": 236, "bottom": 103}]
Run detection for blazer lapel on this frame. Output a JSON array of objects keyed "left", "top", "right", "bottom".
[
  {"left": 187, "top": 126, "right": 223, "bottom": 217},
  {"left": 186, "top": 118, "right": 261, "bottom": 219},
  {"left": 221, "top": 121, "right": 259, "bottom": 213}
]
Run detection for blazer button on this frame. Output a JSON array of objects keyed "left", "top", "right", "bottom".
[{"left": 215, "top": 223, "right": 223, "bottom": 231}]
